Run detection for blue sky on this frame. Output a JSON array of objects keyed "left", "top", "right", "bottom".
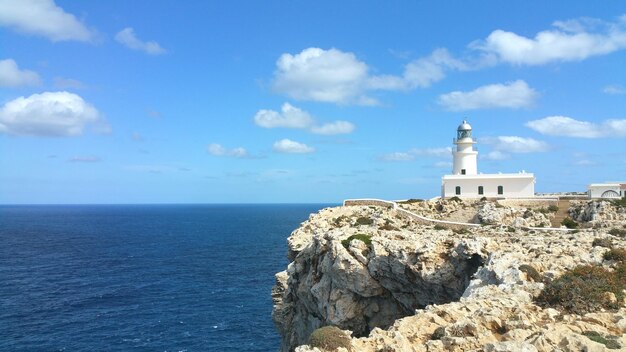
[{"left": 1, "top": 1, "right": 625, "bottom": 204}]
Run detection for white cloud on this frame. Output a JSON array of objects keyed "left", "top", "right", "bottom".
[
  {"left": 403, "top": 48, "right": 467, "bottom": 88},
  {"left": 380, "top": 152, "right": 415, "bottom": 162},
  {"left": 207, "top": 143, "right": 248, "bottom": 158},
  {"left": 0, "top": 59, "right": 41, "bottom": 87},
  {"left": 254, "top": 103, "right": 355, "bottom": 135},
  {"left": 254, "top": 103, "right": 314, "bottom": 129},
  {"left": 472, "top": 15, "right": 626, "bottom": 65},
  {"left": 0, "top": 0, "right": 95, "bottom": 42},
  {"left": 484, "top": 150, "right": 510, "bottom": 160},
  {"left": 0, "top": 91, "right": 105, "bottom": 137},
  {"left": 433, "top": 161, "right": 453, "bottom": 168},
  {"left": 525, "top": 115, "right": 626, "bottom": 138},
  {"left": 482, "top": 136, "right": 549, "bottom": 154},
  {"left": 272, "top": 48, "right": 373, "bottom": 104},
  {"left": 115, "top": 27, "right": 165, "bottom": 55},
  {"left": 380, "top": 147, "right": 451, "bottom": 162},
  {"left": 603, "top": 84, "right": 626, "bottom": 95},
  {"left": 438, "top": 80, "right": 538, "bottom": 111},
  {"left": 272, "top": 139, "right": 315, "bottom": 154},
  {"left": 310, "top": 120, "right": 355, "bottom": 135}
]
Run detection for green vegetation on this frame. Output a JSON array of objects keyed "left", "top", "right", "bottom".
[
  {"left": 430, "top": 326, "right": 446, "bottom": 340},
  {"left": 603, "top": 247, "right": 626, "bottom": 262},
  {"left": 519, "top": 264, "right": 541, "bottom": 282},
  {"left": 453, "top": 227, "right": 469, "bottom": 234},
  {"left": 341, "top": 233, "right": 372, "bottom": 249},
  {"left": 561, "top": 217, "right": 579, "bottom": 229},
  {"left": 333, "top": 215, "right": 348, "bottom": 227},
  {"left": 582, "top": 331, "right": 621, "bottom": 350},
  {"left": 399, "top": 198, "right": 423, "bottom": 204},
  {"left": 611, "top": 196, "right": 626, "bottom": 207},
  {"left": 433, "top": 224, "right": 447, "bottom": 231},
  {"left": 592, "top": 238, "right": 613, "bottom": 248},
  {"left": 308, "top": 326, "right": 352, "bottom": 351},
  {"left": 378, "top": 219, "right": 398, "bottom": 231},
  {"left": 480, "top": 197, "right": 488, "bottom": 202},
  {"left": 535, "top": 257, "right": 625, "bottom": 314},
  {"left": 547, "top": 204, "right": 559, "bottom": 212},
  {"left": 608, "top": 228, "right": 626, "bottom": 238},
  {"left": 353, "top": 216, "right": 373, "bottom": 226},
  {"left": 506, "top": 226, "right": 516, "bottom": 233}
]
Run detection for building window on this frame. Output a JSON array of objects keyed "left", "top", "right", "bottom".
[
  {"left": 461, "top": 169, "right": 466, "bottom": 175},
  {"left": 497, "top": 185, "right": 503, "bottom": 195},
  {"left": 455, "top": 186, "right": 461, "bottom": 195},
  {"left": 478, "top": 186, "right": 484, "bottom": 195}
]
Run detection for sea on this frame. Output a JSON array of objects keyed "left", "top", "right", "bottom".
[{"left": 0, "top": 204, "right": 331, "bottom": 351}]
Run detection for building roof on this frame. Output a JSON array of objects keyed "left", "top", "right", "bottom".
[
  {"left": 443, "top": 172, "right": 534, "bottom": 180},
  {"left": 457, "top": 120, "right": 472, "bottom": 131}
]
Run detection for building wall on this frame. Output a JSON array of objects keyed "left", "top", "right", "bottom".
[
  {"left": 588, "top": 184, "right": 622, "bottom": 198},
  {"left": 442, "top": 176, "right": 535, "bottom": 198}
]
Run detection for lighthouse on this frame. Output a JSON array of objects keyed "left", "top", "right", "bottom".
[
  {"left": 441, "top": 120, "right": 536, "bottom": 199},
  {"left": 452, "top": 120, "right": 478, "bottom": 176}
]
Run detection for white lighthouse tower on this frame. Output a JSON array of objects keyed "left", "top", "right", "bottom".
[
  {"left": 441, "top": 119, "right": 536, "bottom": 198},
  {"left": 452, "top": 120, "right": 477, "bottom": 175}
]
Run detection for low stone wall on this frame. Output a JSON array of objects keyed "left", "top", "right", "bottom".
[
  {"left": 395, "top": 207, "right": 481, "bottom": 230},
  {"left": 343, "top": 199, "right": 396, "bottom": 209}
]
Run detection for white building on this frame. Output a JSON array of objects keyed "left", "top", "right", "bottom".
[
  {"left": 441, "top": 120, "right": 535, "bottom": 199},
  {"left": 588, "top": 182, "right": 626, "bottom": 199}
]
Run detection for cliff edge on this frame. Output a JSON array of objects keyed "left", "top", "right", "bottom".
[{"left": 272, "top": 199, "right": 626, "bottom": 351}]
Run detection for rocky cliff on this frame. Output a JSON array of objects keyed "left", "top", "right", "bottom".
[{"left": 272, "top": 200, "right": 626, "bottom": 352}]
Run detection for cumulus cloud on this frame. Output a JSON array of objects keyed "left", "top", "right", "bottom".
[
  {"left": 272, "top": 139, "right": 315, "bottom": 154},
  {"left": 253, "top": 103, "right": 355, "bottom": 135},
  {"left": 115, "top": 27, "right": 166, "bottom": 55},
  {"left": 603, "top": 84, "right": 626, "bottom": 95},
  {"left": 310, "top": 121, "right": 355, "bottom": 135},
  {"left": 380, "top": 147, "right": 451, "bottom": 162},
  {"left": 272, "top": 48, "right": 374, "bottom": 104},
  {"left": 481, "top": 136, "right": 549, "bottom": 160},
  {"left": 402, "top": 48, "right": 468, "bottom": 88},
  {"left": 0, "top": 59, "right": 41, "bottom": 87},
  {"left": 438, "top": 80, "right": 538, "bottom": 111},
  {"left": 0, "top": 91, "right": 105, "bottom": 137},
  {"left": 254, "top": 103, "right": 314, "bottom": 129},
  {"left": 525, "top": 115, "right": 626, "bottom": 138},
  {"left": 472, "top": 15, "right": 626, "bottom": 65},
  {"left": 207, "top": 143, "right": 248, "bottom": 158},
  {"left": 0, "top": 0, "right": 95, "bottom": 42}
]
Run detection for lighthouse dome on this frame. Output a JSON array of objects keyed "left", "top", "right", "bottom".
[{"left": 457, "top": 120, "right": 472, "bottom": 131}]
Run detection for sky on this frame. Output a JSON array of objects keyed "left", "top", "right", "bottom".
[{"left": 1, "top": 0, "right": 625, "bottom": 204}]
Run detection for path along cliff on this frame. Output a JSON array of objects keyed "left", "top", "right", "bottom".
[{"left": 272, "top": 198, "right": 626, "bottom": 352}]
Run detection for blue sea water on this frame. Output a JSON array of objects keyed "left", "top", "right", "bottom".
[{"left": 0, "top": 204, "right": 330, "bottom": 351}]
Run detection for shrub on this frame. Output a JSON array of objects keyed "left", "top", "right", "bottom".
[
  {"left": 378, "top": 222, "right": 398, "bottom": 231},
  {"left": 433, "top": 224, "right": 447, "bottom": 231},
  {"left": 341, "top": 233, "right": 372, "bottom": 249},
  {"left": 480, "top": 197, "right": 488, "bottom": 202},
  {"left": 431, "top": 326, "right": 446, "bottom": 340},
  {"left": 354, "top": 217, "right": 373, "bottom": 226},
  {"left": 448, "top": 196, "right": 462, "bottom": 203},
  {"left": 582, "top": 331, "right": 621, "bottom": 350},
  {"left": 611, "top": 196, "right": 626, "bottom": 207},
  {"left": 399, "top": 198, "right": 423, "bottom": 204},
  {"left": 308, "top": 326, "right": 352, "bottom": 351},
  {"left": 506, "top": 226, "right": 516, "bottom": 233},
  {"left": 519, "top": 264, "right": 541, "bottom": 282},
  {"left": 592, "top": 238, "right": 612, "bottom": 248},
  {"left": 523, "top": 210, "right": 533, "bottom": 219},
  {"left": 608, "top": 228, "right": 626, "bottom": 238},
  {"left": 453, "top": 227, "right": 469, "bottom": 234},
  {"left": 603, "top": 248, "right": 626, "bottom": 262},
  {"left": 547, "top": 204, "right": 559, "bottom": 212},
  {"left": 561, "top": 217, "right": 579, "bottom": 229},
  {"left": 333, "top": 215, "right": 348, "bottom": 227},
  {"left": 535, "top": 264, "right": 625, "bottom": 314}
]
